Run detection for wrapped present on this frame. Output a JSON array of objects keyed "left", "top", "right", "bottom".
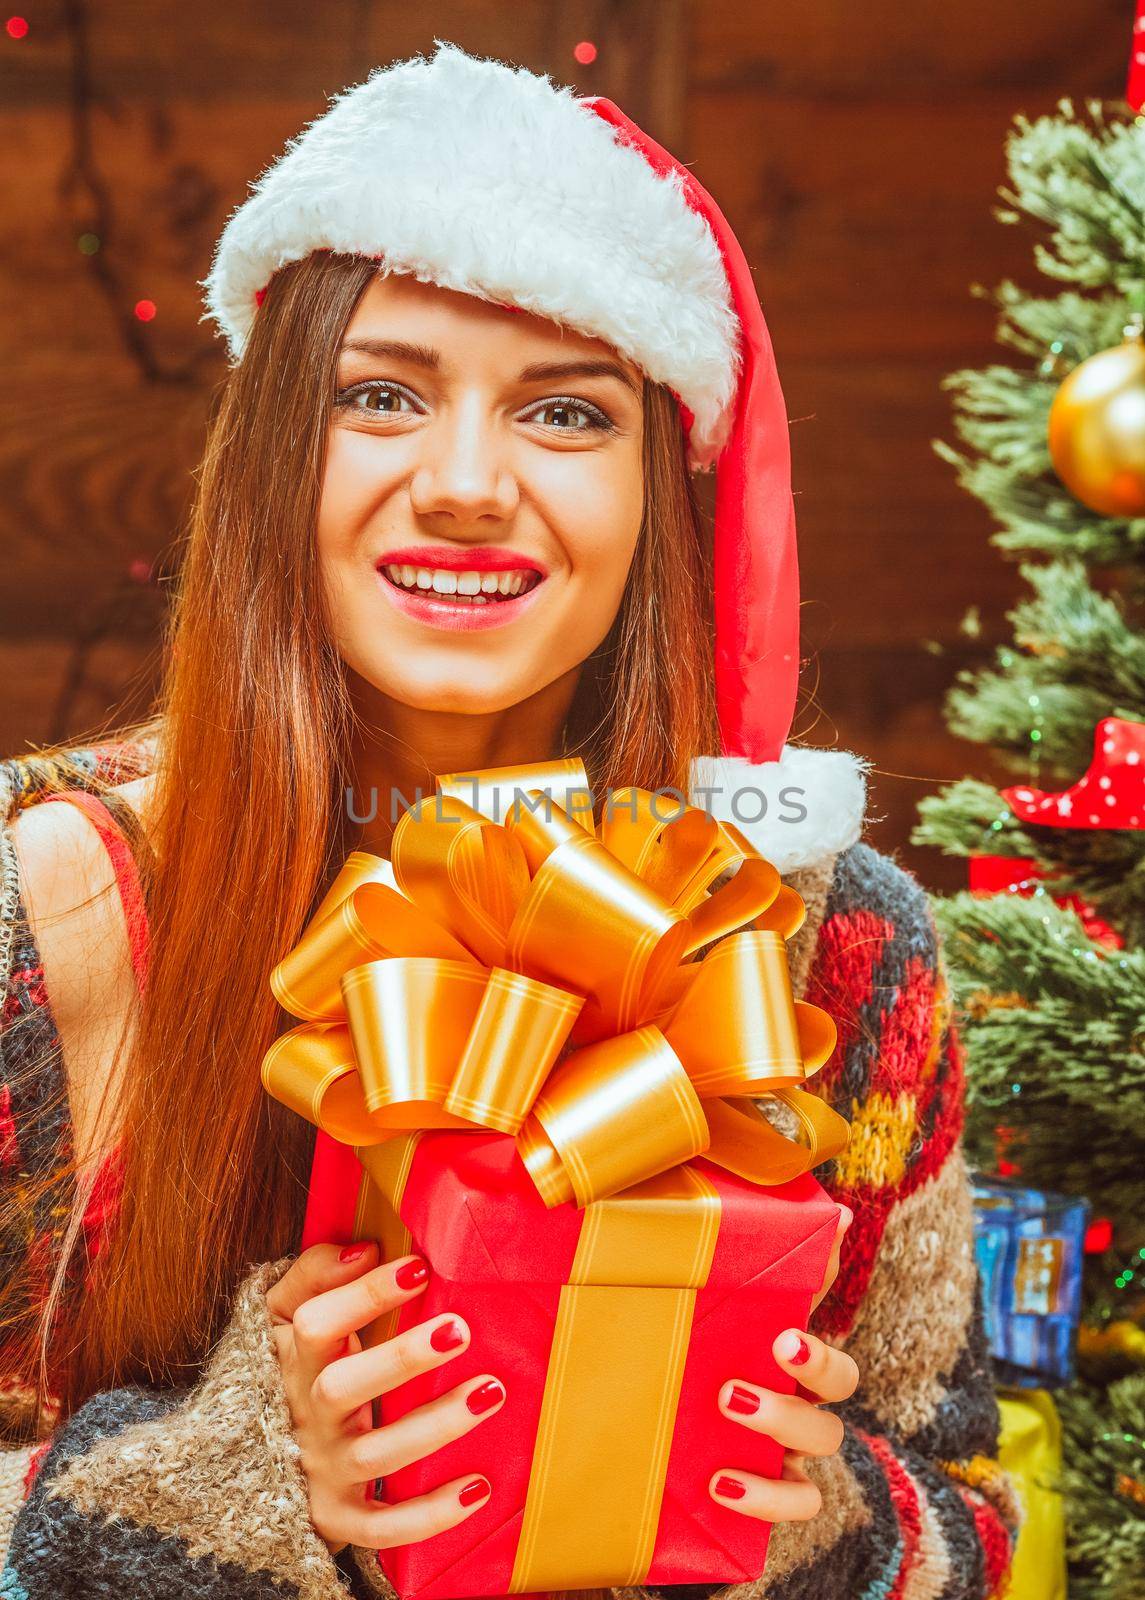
[
  {"left": 264, "top": 759, "right": 850, "bottom": 1598},
  {"left": 304, "top": 1128, "right": 841, "bottom": 1598},
  {"left": 972, "top": 1178, "right": 1089, "bottom": 1387},
  {"left": 996, "top": 1388, "right": 1066, "bottom": 1600}
]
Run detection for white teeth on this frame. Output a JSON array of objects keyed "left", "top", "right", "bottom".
[{"left": 381, "top": 563, "right": 540, "bottom": 600}]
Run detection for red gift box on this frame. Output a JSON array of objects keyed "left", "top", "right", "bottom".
[{"left": 303, "top": 1125, "right": 841, "bottom": 1600}]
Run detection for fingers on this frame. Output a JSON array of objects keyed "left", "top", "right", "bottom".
[
  {"left": 709, "top": 1458, "right": 822, "bottom": 1523},
  {"left": 335, "top": 1473, "right": 493, "bottom": 1551},
  {"left": 811, "top": 1204, "right": 852, "bottom": 1313},
  {"left": 336, "top": 1373, "right": 507, "bottom": 1482},
  {"left": 772, "top": 1329, "right": 859, "bottom": 1405},
  {"left": 266, "top": 1240, "right": 382, "bottom": 1323},
  {"left": 315, "top": 1312, "right": 477, "bottom": 1417},
  {"left": 717, "top": 1380, "right": 844, "bottom": 1457},
  {"left": 290, "top": 1253, "right": 430, "bottom": 1391}
]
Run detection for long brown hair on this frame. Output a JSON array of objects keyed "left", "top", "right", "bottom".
[{"left": 9, "top": 250, "right": 720, "bottom": 1415}]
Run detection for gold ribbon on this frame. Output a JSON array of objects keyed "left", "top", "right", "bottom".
[
  {"left": 262, "top": 759, "right": 849, "bottom": 1208},
  {"left": 347, "top": 1136, "right": 725, "bottom": 1589}
]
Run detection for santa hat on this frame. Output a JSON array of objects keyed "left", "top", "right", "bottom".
[{"left": 200, "top": 41, "right": 866, "bottom": 869}]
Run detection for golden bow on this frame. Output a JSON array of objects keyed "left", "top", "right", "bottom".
[{"left": 261, "top": 759, "right": 849, "bottom": 1207}]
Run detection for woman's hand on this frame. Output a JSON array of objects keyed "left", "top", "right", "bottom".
[
  {"left": 267, "top": 1242, "right": 506, "bottom": 1556},
  {"left": 709, "top": 1205, "right": 858, "bottom": 1523}
]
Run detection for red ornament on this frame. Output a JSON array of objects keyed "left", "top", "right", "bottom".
[
  {"left": 968, "top": 856, "right": 1123, "bottom": 949},
  {"left": 6, "top": 16, "right": 29, "bottom": 39},
  {"left": 1002, "top": 717, "right": 1145, "bottom": 830},
  {"left": 1084, "top": 1215, "right": 1114, "bottom": 1254},
  {"left": 573, "top": 40, "right": 598, "bottom": 65},
  {"left": 134, "top": 299, "right": 157, "bottom": 323},
  {"left": 1129, "top": 0, "right": 1145, "bottom": 112}
]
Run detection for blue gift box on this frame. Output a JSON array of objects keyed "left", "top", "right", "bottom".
[{"left": 972, "top": 1177, "right": 1090, "bottom": 1388}]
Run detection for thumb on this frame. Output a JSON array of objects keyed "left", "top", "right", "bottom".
[
  {"left": 266, "top": 1239, "right": 381, "bottom": 1324},
  {"left": 810, "top": 1204, "right": 852, "bottom": 1314}
]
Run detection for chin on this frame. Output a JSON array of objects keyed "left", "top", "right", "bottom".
[{"left": 381, "top": 680, "right": 527, "bottom": 717}]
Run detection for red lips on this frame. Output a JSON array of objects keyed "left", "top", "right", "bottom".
[{"left": 377, "top": 545, "right": 547, "bottom": 576}]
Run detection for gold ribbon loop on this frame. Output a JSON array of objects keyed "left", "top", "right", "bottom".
[
  {"left": 263, "top": 759, "right": 849, "bottom": 1206},
  {"left": 271, "top": 881, "right": 473, "bottom": 1022},
  {"left": 392, "top": 796, "right": 531, "bottom": 969},
  {"left": 520, "top": 1024, "right": 709, "bottom": 1208},
  {"left": 437, "top": 759, "right": 596, "bottom": 830},
  {"left": 507, "top": 826, "right": 690, "bottom": 1034}
]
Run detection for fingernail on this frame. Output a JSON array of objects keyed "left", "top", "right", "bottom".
[
  {"left": 714, "top": 1475, "right": 747, "bottom": 1500},
  {"left": 458, "top": 1476, "right": 490, "bottom": 1506},
  {"left": 395, "top": 1257, "right": 429, "bottom": 1290},
  {"left": 339, "top": 1242, "right": 370, "bottom": 1263},
  {"left": 726, "top": 1383, "right": 761, "bottom": 1416},
  {"left": 430, "top": 1318, "right": 466, "bottom": 1352},
  {"left": 465, "top": 1379, "right": 505, "bottom": 1415},
  {"left": 776, "top": 1330, "right": 811, "bottom": 1366}
]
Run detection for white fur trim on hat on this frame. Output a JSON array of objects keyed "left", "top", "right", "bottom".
[
  {"left": 689, "top": 747, "right": 869, "bottom": 874},
  {"left": 198, "top": 41, "right": 741, "bottom": 467}
]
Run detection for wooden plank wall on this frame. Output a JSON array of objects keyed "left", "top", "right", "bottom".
[{"left": 0, "top": 1, "right": 1129, "bottom": 884}]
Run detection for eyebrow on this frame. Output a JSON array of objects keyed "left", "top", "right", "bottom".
[{"left": 338, "top": 338, "right": 641, "bottom": 395}]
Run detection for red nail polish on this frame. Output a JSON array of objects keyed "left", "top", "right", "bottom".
[
  {"left": 395, "top": 1258, "right": 429, "bottom": 1290},
  {"left": 726, "top": 1384, "right": 761, "bottom": 1415},
  {"left": 787, "top": 1335, "right": 812, "bottom": 1367},
  {"left": 430, "top": 1319, "right": 466, "bottom": 1352},
  {"left": 465, "top": 1379, "right": 505, "bottom": 1415},
  {"left": 715, "top": 1475, "right": 747, "bottom": 1500},
  {"left": 339, "top": 1242, "right": 369, "bottom": 1263},
  {"left": 458, "top": 1477, "right": 490, "bottom": 1507}
]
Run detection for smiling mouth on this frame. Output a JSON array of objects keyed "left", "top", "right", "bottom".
[{"left": 378, "top": 563, "right": 545, "bottom": 605}]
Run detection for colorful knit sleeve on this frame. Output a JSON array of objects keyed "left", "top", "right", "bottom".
[
  {"left": 0, "top": 1259, "right": 399, "bottom": 1599},
  {"left": 634, "top": 844, "right": 1019, "bottom": 1600},
  {"left": 0, "top": 782, "right": 388, "bottom": 1599}
]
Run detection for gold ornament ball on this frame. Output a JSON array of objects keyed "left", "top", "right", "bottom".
[{"left": 1048, "top": 334, "right": 1145, "bottom": 517}]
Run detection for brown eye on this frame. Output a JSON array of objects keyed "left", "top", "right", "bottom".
[
  {"left": 539, "top": 402, "right": 589, "bottom": 429},
  {"left": 364, "top": 388, "right": 402, "bottom": 412},
  {"left": 527, "top": 397, "right": 615, "bottom": 434},
  {"left": 335, "top": 382, "right": 419, "bottom": 416}
]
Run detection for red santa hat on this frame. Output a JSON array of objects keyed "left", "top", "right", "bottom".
[{"left": 201, "top": 41, "right": 866, "bottom": 867}]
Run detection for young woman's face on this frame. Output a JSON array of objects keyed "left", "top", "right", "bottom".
[{"left": 317, "top": 272, "right": 646, "bottom": 716}]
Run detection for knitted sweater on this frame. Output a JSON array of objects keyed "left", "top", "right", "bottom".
[{"left": 0, "top": 738, "right": 1018, "bottom": 1600}]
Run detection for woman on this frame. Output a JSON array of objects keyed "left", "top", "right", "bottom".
[{"left": 0, "top": 42, "right": 1017, "bottom": 1600}]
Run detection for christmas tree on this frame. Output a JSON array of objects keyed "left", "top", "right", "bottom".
[{"left": 914, "top": 100, "right": 1145, "bottom": 1598}]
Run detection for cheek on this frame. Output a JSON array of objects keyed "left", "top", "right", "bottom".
[
  {"left": 538, "top": 445, "right": 644, "bottom": 591},
  {"left": 317, "top": 432, "right": 372, "bottom": 559}
]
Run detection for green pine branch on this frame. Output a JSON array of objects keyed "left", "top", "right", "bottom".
[
  {"left": 922, "top": 99, "right": 1145, "bottom": 1596},
  {"left": 1057, "top": 1370, "right": 1145, "bottom": 1600},
  {"left": 935, "top": 285, "right": 1145, "bottom": 565},
  {"left": 934, "top": 894, "right": 1145, "bottom": 1217},
  {"left": 995, "top": 99, "right": 1145, "bottom": 295},
  {"left": 940, "top": 560, "right": 1145, "bottom": 772}
]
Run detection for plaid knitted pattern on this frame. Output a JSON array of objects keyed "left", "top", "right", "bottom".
[
  {"left": 0, "top": 740, "right": 154, "bottom": 1442},
  {"left": 0, "top": 742, "right": 1017, "bottom": 1599},
  {"left": 637, "top": 846, "right": 1019, "bottom": 1600}
]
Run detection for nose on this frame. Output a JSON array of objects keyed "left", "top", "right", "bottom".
[{"left": 408, "top": 393, "right": 519, "bottom": 523}]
